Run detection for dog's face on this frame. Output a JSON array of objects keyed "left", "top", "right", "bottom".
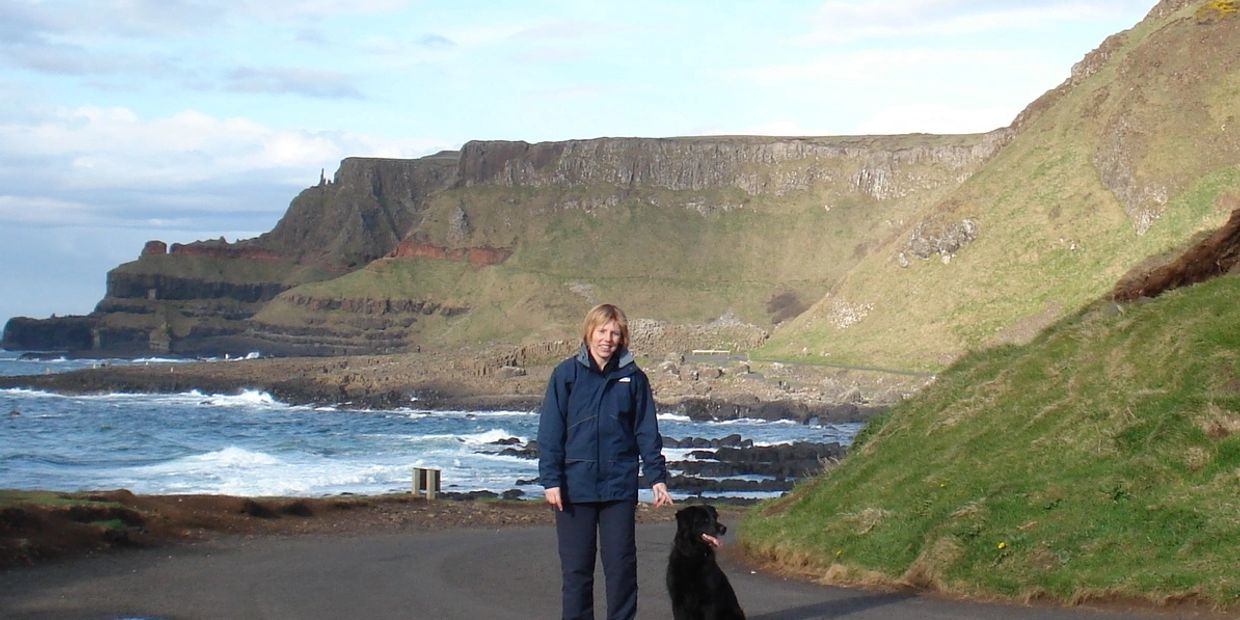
[{"left": 675, "top": 505, "right": 726, "bottom": 546}]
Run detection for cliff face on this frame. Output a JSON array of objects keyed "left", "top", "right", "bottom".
[
  {"left": 255, "top": 154, "right": 460, "bottom": 268},
  {"left": 3, "top": 132, "right": 1002, "bottom": 356},
  {"left": 457, "top": 134, "right": 1007, "bottom": 200},
  {"left": 241, "top": 131, "right": 1005, "bottom": 356}
]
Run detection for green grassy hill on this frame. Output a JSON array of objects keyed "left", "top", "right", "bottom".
[
  {"left": 255, "top": 136, "right": 986, "bottom": 350},
  {"left": 760, "top": 1, "right": 1240, "bottom": 371},
  {"left": 742, "top": 273, "right": 1240, "bottom": 609}
]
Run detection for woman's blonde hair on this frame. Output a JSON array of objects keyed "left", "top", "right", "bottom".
[{"left": 581, "top": 303, "right": 630, "bottom": 350}]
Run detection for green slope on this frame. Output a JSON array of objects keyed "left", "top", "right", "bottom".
[
  {"left": 742, "top": 274, "right": 1240, "bottom": 608},
  {"left": 258, "top": 174, "right": 951, "bottom": 348},
  {"left": 761, "top": 2, "right": 1240, "bottom": 371}
]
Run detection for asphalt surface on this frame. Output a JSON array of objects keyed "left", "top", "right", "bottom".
[{"left": 0, "top": 521, "right": 1217, "bottom": 619}]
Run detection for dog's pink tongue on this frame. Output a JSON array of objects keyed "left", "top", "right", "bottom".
[{"left": 701, "top": 534, "right": 722, "bottom": 549}]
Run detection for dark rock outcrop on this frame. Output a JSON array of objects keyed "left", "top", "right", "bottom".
[
  {"left": 491, "top": 431, "right": 848, "bottom": 497},
  {"left": 2, "top": 316, "right": 95, "bottom": 352},
  {"left": 673, "top": 397, "right": 883, "bottom": 424},
  {"left": 106, "top": 272, "right": 288, "bottom": 303},
  {"left": 1113, "top": 197, "right": 1240, "bottom": 301}
]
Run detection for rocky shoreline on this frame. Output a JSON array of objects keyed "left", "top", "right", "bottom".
[
  {"left": 1, "top": 347, "right": 925, "bottom": 500},
  {"left": 0, "top": 346, "right": 923, "bottom": 418},
  {"left": 489, "top": 433, "right": 847, "bottom": 502}
]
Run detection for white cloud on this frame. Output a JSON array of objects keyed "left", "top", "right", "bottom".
[
  {"left": 0, "top": 195, "right": 100, "bottom": 226},
  {"left": 236, "top": 0, "right": 408, "bottom": 20},
  {"left": 730, "top": 47, "right": 1054, "bottom": 85},
  {"left": 803, "top": 0, "right": 1150, "bottom": 44},
  {"left": 0, "top": 105, "right": 439, "bottom": 191},
  {"left": 224, "top": 67, "right": 364, "bottom": 99},
  {"left": 2, "top": 0, "right": 408, "bottom": 40}
]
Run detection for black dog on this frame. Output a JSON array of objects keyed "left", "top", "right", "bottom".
[{"left": 667, "top": 505, "right": 745, "bottom": 620}]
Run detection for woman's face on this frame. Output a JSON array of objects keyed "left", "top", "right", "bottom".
[{"left": 588, "top": 319, "right": 623, "bottom": 368}]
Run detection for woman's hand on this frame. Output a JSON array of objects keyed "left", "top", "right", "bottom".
[
  {"left": 544, "top": 487, "right": 563, "bottom": 511},
  {"left": 651, "top": 482, "right": 673, "bottom": 508}
]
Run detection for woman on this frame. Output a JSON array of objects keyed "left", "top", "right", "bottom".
[{"left": 538, "top": 303, "right": 673, "bottom": 620}]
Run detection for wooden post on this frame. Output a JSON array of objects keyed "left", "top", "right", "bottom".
[{"left": 412, "top": 466, "right": 441, "bottom": 500}]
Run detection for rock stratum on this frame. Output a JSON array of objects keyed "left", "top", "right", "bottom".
[{"left": 5, "top": 0, "right": 1240, "bottom": 375}]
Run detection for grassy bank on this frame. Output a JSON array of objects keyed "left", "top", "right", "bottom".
[{"left": 742, "top": 274, "right": 1240, "bottom": 610}]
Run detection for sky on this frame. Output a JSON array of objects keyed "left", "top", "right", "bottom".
[{"left": 0, "top": 0, "right": 1158, "bottom": 326}]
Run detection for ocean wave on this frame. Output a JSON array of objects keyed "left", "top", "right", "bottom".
[
  {"left": 1, "top": 387, "right": 61, "bottom": 398},
  {"left": 139, "top": 461, "right": 414, "bottom": 496},
  {"left": 190, "top": 389, "right": 281, "bottom": 408},
  {"left": 195, "top": 351, "right": 263, "bottom": 362},
  {"left": 177, "top": 446, "right": 283, "bottom": 467},
  {"left": 396, "top": 408, "right": 536, "bottom": 418},
  {"left": 414, "top": 428, "right": 523, "bottom": 445},
  {"left": 662, "top": 448, "right": 708, "bottom": 460},
  {"left": 710, "top": 417, "right": 802, "bottom": 426},
  {"left": 1, "top": 388, "right": 292, "bottom": 410},
  {"left": 459, "top": 428, "right": 522, "bottom": 444}
]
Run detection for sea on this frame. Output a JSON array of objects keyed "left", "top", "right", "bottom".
[{"left": 0, "top": 350, "right": 861, "bottom": 501}]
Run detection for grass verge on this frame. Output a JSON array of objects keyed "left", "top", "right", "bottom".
[{"left": 742, "top": 274, "right": 1240, "bottom": 612}]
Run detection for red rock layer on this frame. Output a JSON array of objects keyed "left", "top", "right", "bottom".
[{"left": 388, "top": 240, "right": 512, "bottom": 266}]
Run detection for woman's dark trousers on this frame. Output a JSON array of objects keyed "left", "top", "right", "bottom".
[{"left": 555, "top": 500, "right": 638, "bottom": 620}]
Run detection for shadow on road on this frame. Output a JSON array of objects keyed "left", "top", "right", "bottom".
[{"left": 749, "top": 591, "right": 916, "bottom": 620}]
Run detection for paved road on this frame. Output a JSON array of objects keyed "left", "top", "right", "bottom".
[{"left": 0, "top": 522, "right": 1212, "bottom": 619}]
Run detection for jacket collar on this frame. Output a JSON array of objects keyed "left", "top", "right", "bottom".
[{"left": 576, "top": 343, "right": 635, "bottom": 374}]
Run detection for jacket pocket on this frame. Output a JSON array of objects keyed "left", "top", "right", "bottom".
[
  {"left": 606, "top": 385, "right": 634, "bottom": 420},
  {"left": 564, "top": 459, "right": 597, "bottom": 496},
  {"left": 605, "top": 458, "right": 640, "bottom": 497}
]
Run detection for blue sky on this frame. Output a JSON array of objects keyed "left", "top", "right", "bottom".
[{"left": 0, "top": 0, "right": 1156, "bottom": 326}]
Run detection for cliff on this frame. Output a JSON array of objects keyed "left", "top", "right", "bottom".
[
  {"left": 7, "top": 0, "right": 1238, "bottom": 367},
  {"left": 456, "top": 134, "right": 1006, "bottom": 199},
  {"left": 244, "top": 132, "right": 1004, "bottom": 355},
  {"left": 255, "top": 154, "right": 459, "bottom": 268}
]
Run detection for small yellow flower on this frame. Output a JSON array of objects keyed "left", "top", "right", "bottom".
[{"left": 997, "top": 541, "right": 1008, "bottom": 550}]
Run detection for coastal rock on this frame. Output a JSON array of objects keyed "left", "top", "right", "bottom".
[
  {"left": 2, "top": 316, "right": 95, "bottom": 352},
  {"left": 672, "top": 397, "right": 882, "bottom": 424},
  {"left": 662, "top": 434, "right": 753, "bottom": 450},
  {"left": 665, "top": 440, "right": 847, "bottom": 495}
]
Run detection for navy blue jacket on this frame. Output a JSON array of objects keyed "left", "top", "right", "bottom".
[{"left": 538, "top": 345, "right": 668, "bottom": 503}]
